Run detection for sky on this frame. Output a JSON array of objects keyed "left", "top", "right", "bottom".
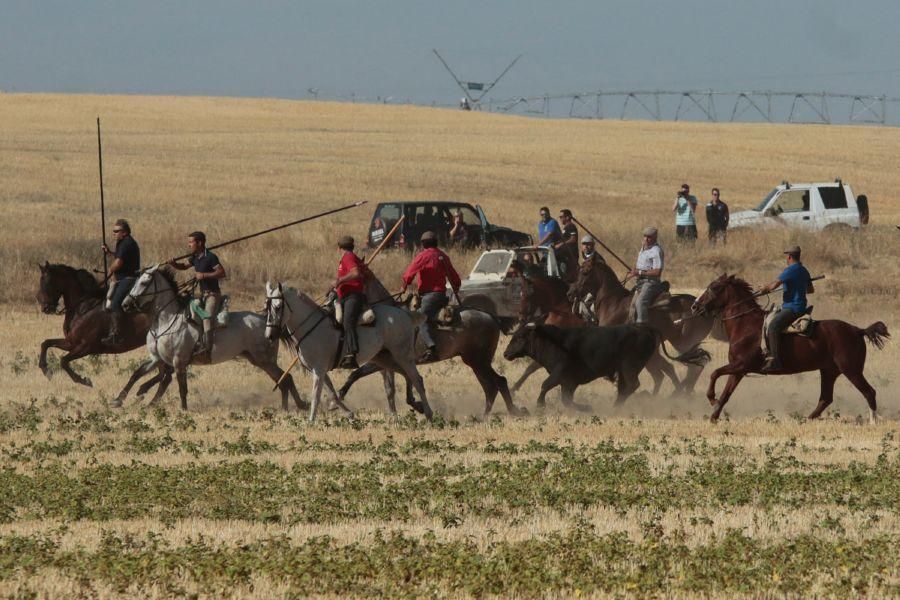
[{"left": 2, "top": 0, "right": 899, "bottom": 107}]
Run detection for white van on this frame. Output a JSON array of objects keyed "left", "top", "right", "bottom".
[{"left": 728, "top": 180, "right": 869, "bottom": 231}]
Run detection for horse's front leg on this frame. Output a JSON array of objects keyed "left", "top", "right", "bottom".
[
  {"left": 111, "top": 358, "right": 158, "bottom": 407},
  {"left": 39, "top": 338, "right": 70, "bottom": 379},
  {"left": 309, "top": 371, "right": 325, "bottom": 423},
  {"left": 710, "top": 373, "right": 746, "bottom": 423},
  {"left": 322, "top": 373, "right": 354, "bottom": 418},
  {"left": 59, "top": 344, "right": 95, "bottom": 387},
  {"left": 176, "top": 368, "right": 189, "bottom": 411}
]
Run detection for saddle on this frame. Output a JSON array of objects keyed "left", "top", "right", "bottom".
[
  {"left": 762, "top": 306, "right": 816, "bottom": 352},
  {"left": 627, "top": 281, "right": 672, "bottom": 321},
  {"left": 189, "top": 295, "right": 230, "bottom": 329},
  {"left": 332, "top": 299, "right": 376, "bottom": 327}
]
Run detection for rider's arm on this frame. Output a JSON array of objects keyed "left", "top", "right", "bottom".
[
  {"left": 400, "top": 255, "right": 422, "bottom": 291},
  {"left": 760, "top": 278, "right": 782, "bottom": 294},
  {"left": 198, "top": 264, "right": 226, "bottom": 281},
  {"left": 168, "top": 260, "right": 191, "bottom": 271},
  {"left": 106, "top": 257, "right": 123, "bottom": 278},
  {"left": 639, "top": 266, "right": 663, "bottom": 278}
]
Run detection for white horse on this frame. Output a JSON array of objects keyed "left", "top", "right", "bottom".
[
  {"left": 264, "top": 281, "right": 432, "bottom": 422},
  {"left": 120, "top": 266, "right": 304, "bottom": 410}
]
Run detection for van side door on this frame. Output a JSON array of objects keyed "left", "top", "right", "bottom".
[
  {"left": 769, "top": 187, "right": 814, "bottom": 228},
  {"left": 817, "top": 184, "right": 853, "bottom": 228}
]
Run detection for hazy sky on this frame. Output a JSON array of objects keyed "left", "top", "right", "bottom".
[{"left": 3, "top": 1, "right": 899, "bottom": 104}]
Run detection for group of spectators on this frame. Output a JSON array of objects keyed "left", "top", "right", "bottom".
[
  {"left": 536, "top": 207, "right": 583, "bottom": 282},
  {"left": 672, "top": 182, "right": 730, "bottom": 244}
]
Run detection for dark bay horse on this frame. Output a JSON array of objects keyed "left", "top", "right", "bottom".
[
  {"left": 691, "top": 274, "right": 889, "bottom": 423},
  {"left": 570, "top": 255, "right": 724, "bottom": 393},
  {"left": 514, "top": 270, "right": 686, "bottom": 395},
  {"left": 337, "top": 306, "right": 528, "bottom": 417},
  {"left": 36, "top": 262, "right": 170, "bottom": 400}
]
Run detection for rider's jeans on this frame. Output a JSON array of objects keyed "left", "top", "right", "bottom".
[
  {"left": 766, "top": 308, "right": 800, "bottom": 360},
  {"left": 634, "top": 278, "right": 664, "bottom": 324},
  {"left": 109, "top": 277, "right": 136, "bottom": 313},
  {"left": 419, "top": 291, "right": 448, "bottom": 349}
]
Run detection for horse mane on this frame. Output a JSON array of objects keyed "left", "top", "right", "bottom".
[
  {"left": 155, "top": 267, "right": 192, "bottom": 307},
  {"left": 48, "top": 263, "right": 104, "bottom": 298},
  {"left": 283, "top": 286, "right": 325, "bottom": 312},
  {"left": 525, "top": 271, "right": 569, "bottom": 298}
]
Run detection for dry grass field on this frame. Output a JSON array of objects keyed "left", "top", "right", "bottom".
[{"left": 0, "top": 94, "right": 898, "bottom": 597}]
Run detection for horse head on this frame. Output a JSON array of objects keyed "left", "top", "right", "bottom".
[
  {"left": 264, "top": 281, "right": 286, "bottom": 342},
  {"left": 572, "top": 255, "right": 619, "bottom": 300},
  {"left": 122, "top": 265, "right": 171, "bottom": 314},
  {"left": 36, "top": 261, "right": 62, "bottom": 314},
  {"left": 692, "top": 273, "right": 740, "bottom": 316}
]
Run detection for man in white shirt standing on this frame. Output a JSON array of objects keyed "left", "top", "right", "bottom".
[{"left": 629, "top": 226, "right": 665, "bottom": 324}]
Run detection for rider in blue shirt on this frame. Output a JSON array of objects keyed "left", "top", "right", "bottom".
[
  {"left": 537, "top": 206, "right": 562, "bottom": 247},
  {"left": 756, "top": 245, "right": 814, "bottom": 373}
]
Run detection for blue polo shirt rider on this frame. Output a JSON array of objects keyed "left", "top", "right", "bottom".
[
  {"left": 169, "top": 231, "right": 226, "bottom": 360},
  {"left": 101, "top": 218, "right": 141, "bottom": 346},
  {"left": 756, "top": 245, "right": 814, "bottom": 373},
  {"left": 537, "top": 206, "right": 562, "bottom": 247}
]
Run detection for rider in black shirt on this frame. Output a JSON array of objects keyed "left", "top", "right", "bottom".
[{"left": 101, "top": 218, "right": 141, "bottom": 345}]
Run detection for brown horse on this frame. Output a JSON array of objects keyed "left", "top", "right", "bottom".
[
  {"left": 513, "top": 270, "right": 704, "bottom": 395},
  {"left": 36, "top": 263, "right": 169, "bottom": 400},
  {"left": 570, "top": 255, "right": 724, "bottom": 393},
  {"left": 691, "top": 274, "right": 889, "bottom": 423}
]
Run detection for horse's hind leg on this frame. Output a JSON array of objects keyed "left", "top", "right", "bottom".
[
  {"left": 147, "top": 365, "right": 174, "bottom": 406},
  {"left": 321, "top": 374, "right": 354, "bottom": 418},
  {"left": 111, "top": 358, "right": 157, "bottom": 407},
  {"left": 337, "top": 363, "right": 383, "bottom": 406},
  {"left": 176, "top": 369, "right": 189, "bottom": 410},
  {"left": 38, "top": 338, "right": 70, "bottom": 380},
  {"left": 647, "top": 350, "right": 680, "bottom": 395},
  {"left": 614, "top": 363, "right": 643, "bottom": 406},
  {"left": 808, "top": 368, "right": 839, "bottom": 420},
  {"left": 844, "top": 370, "right": 877, "bottom": 423}
]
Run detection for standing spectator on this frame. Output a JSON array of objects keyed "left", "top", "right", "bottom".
[
  {"left": 449, "top": 210, "right": 469, "bottom": 248},
  {"left": 554, "top": 209, "right": 579, "bottom": 281},
  {"left": 537, "top": 206, "right": 562, "bottom": 247},
  {"left": 705, "top": 188, "right": 730, "bottom": 244},
  {"left": 672, "top": 183, "right": 698, "bottom": 242}
]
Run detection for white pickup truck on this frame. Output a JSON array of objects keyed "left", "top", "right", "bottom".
[{"left": 728, "top": 180, "right": 869, "bottom": 231}]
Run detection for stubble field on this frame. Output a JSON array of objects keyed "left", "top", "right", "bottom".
[{"left": 0, "top": 94, "right": 898, "bottom": 597}]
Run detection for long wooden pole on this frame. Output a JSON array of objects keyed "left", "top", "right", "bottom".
[
  {"left": 170, "top": 200, "right": 368, "bottom": 262},
  {"left": 273, "top": 216, "right": 406, "bottom": 391},
  {"left": 97, "top": 118, "right": 108, "bottom": 285},
  {"left": 571, "top": 216, "right": 631, "bottom": 273}
]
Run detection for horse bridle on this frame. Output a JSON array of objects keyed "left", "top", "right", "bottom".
[{"left": 694, "top": 281, "right": 770, "bottom": 321}]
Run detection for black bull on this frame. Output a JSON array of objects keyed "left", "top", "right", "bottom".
[{"left": 504, "top": 323, "right": 710, "bottom": 410}]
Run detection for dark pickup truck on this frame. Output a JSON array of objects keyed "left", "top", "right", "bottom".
[{"left": 366, "top": 201, "right": 532, "bottom": 250}]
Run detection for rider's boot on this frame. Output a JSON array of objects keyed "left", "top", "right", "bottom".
[
  {"left": 339, "top": 353, "right": 359, "bottom": 369},
  {"left": 761, "top": 330, "right": 782, "bottom": 373},
  {"left": 193, "top": 320, "right": 213, "bottom": 361},
  {"left": 101, "top": 312, "right": 125, "bottom": 346}
]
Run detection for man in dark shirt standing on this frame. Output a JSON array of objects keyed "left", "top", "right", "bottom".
[
  {"left": 169, "top": 231, "right": 226, "bottom": 360},
  {"left": 101, "top": 218, "right": 141, "bottom": 345},
  {"left": 705, "top": 188, "right": 730, "bottom": 244},
  {"left": 554, "top": 209, "right": 579, "bottom": 282}
]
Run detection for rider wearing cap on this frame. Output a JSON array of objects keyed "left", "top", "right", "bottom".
[
  {"left": 756, "top": 245, "right": 814, "bottom": 373},
  {"left": 628, "top": 226, "right": 665, "bottom": 324},
  {"left": 401, "top": 231, "right": 462, "bottom": 363},
  {"left": 333, "top": 235, "right": 368, "bottom": 369}
]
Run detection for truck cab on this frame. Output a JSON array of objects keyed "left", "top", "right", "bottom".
[{"left": 455, "top": 246, "right": 561, "bottom": 318}]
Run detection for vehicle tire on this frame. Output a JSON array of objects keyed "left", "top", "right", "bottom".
[
  {"left": 857, "top": 195, "right": 869, "bottom": 225},
  {"left": 461, "top": 294, "right": 496, "bottom": 315}
]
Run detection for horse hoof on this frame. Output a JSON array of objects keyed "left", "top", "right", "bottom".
[
  {"left": 81, "top": 378, "right": 93, "bottom": 388},
  {"left": 110, "top": 399, "right": 123, "bottom": 409},
  {"left": 511, "top": 406, "right": 529, "bottom": 417},
  {"left": 707, "top": 397, "right": 717, "bottom": 407}
]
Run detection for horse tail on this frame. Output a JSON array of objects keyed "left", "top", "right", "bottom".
[
  {"left": 861, "top": 321, "right": 890, "bottom": 350},
  {"left": 660, "top": 339, "right": 711, "bottom": 367}
]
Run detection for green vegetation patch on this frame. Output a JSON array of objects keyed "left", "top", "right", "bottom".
[{"left": 0, "top": 527, "right": 895, "bottom": 596}]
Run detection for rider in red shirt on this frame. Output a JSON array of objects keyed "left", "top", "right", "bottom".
[
  {"left": 401, "top": 231, "right": 461, "bottom": 362},
  {"left": 333, "top": 235, "right": 367, "bottom": 368}
]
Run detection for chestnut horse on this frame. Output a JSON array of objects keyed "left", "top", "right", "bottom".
[
  {"left": 570, "top": 255, "right": 725, "bottom": 394},
  {"left": 36, "top": 263, "right": 170, "bottom": 402},
  {"left": 514, "top": 271, "right": 701, "bottom": 395},
  {"left": 691, "top": 274, "right": 889, "bottom": 423}
]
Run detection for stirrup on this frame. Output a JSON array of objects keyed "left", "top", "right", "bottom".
[
  {"left": 339, "top": 354, "right": 359, "bottom": 369},
  {"left": 419, "top": 348, "right": 438, "bottom": 364},
  {"left": 761, "top": 357, "right": 781, "bottom": 373}
]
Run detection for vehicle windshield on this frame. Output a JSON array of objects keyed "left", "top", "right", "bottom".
[
  {"left": 472, "top": 251, "right": 513, "bottom": 275},
  {"left": 754, "top": 188, "right": 779, "bottom": 211}
]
